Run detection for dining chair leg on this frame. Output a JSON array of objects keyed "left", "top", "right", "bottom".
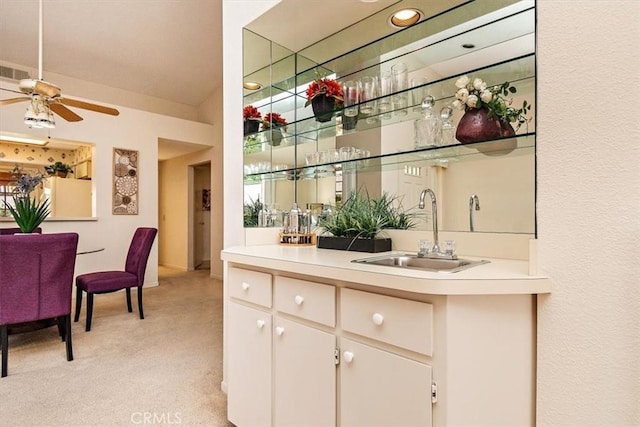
[
  {"left": 57, "top": 317, "right": 66, "bottom": 341},
  {"left": 137, "top": 286, "right": 144, "bottom": 319},
  {"left": 65, "top": 315, "right": 73, "bottom": 361},
  {"left": 1, "top": 325, "right": 8, "bottom": 377},
  {"left": 74, "top": 289, "right": 83, "bottom": 322},
  {"left": 86, "top": 293, "right": 94, "bottom": 332},
  {"left": 126, "top": 288, "right": 133, "bottom": 313}
]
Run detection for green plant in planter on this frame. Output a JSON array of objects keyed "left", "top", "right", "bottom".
[
  {"left": 243, "top": 197, "right": 263, "bottom": 227},
  {"left": 318, "top": 191, "right": 416, "bottom": 239},
  {"left": 6, "top": 196, "right": 51, "bottom": 233},
  {"left": 45, "top": 161, "right": 74, "bottom": 177},
  {"left": 4, "top": 165, "right": 50, "bottom": 233}
]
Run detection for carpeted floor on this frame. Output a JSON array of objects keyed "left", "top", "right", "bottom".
[{"left": 0, "top": 267, "right": 232, "bottom": 427}]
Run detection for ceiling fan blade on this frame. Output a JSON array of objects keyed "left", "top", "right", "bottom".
[
  {"left": 59, "top": 97, "right": 120, "bottom": 116},
  {"left": 49, "top": 102, "right": 83, "bottom": 122},
  {"left": 0, "top": 97, "right": 30, "bottom": 106},
  {"left": 33, "top": 80, "right": 61, "bottom": 98}
]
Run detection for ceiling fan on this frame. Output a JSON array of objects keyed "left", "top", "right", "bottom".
[{"left": 0, "top": 0, "right": 119, "bottom": 127}]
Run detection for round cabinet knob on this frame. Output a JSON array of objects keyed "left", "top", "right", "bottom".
[
  {"left": 275, "top": 326, "right": 285, "bottom": 336},
  {"left": 372, "top": 312, "right": 384, "bottom": 326},
  {"left": 241, "top": 282, "right": 250, "bottom": 291},
  {"left": 343, "top": 351, "right": 354, "bottom": 363},
  {"left": 294, "top": 295, "right": 304, "bottom": 305},
  {"left": 256, "top": 320, "right": 265, "bottom": 329}
]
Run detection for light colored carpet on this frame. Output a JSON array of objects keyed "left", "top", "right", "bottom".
[{"left": 0, "top": 267, "right": 232, "bottom": 427}]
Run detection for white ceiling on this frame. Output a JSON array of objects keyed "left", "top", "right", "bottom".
[{"left": 0, "top": 0, "right": 223, "bottom": 107}]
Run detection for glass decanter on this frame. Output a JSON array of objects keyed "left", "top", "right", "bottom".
[
  {"left": 439, "top": 105, "right": 456, "bottom": 146},
  {"left": 414, "top": 95, "right": 440, "bottom": 149}
]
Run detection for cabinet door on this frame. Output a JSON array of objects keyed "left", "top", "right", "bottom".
[
  {"left": 340, "top": 338, "right": 432, "bottom": 427},
  {"left": 274, "top": 316, "right": 336, "bottom": 427},
  {"left": 227, "top": 302, "right": 272, "bottom": 427}
]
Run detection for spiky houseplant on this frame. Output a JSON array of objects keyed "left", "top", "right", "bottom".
[
  {"left": 317, "top": 191, "right": 415, "bottom": 252},
  {"left": 4, "top": 165, "right": 50, "bottom": 233}
]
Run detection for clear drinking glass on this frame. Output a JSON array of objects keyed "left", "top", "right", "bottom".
[
  {"left": 391, "top": 62, "right": 408, "bottom": 115},
  {"left": 411, "top": 77, "right": 429, "bottom": 112},
  {"left": 342, "top": 80, "right": 360, "bottom": 118},
  {"left": 378, "top": 71, "right": 393, "bottom": 119},
  {"left": 360, "top": 76, "right": 378, "bottom": 117}
]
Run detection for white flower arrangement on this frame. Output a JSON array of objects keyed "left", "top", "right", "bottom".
[{"left": 452, "top": 75, "right": 531, "bottom": 131}]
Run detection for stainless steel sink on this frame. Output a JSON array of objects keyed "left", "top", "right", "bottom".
[{"left": 352, "top": 254, "right": 489, "bottom": 273}]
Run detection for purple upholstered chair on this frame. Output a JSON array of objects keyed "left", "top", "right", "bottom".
[
  {"left": 74, "top": 227, "right": 157, "bottom": 331},
  {"left": 0, "top": 232, "right": 79, "bottom": 377}
]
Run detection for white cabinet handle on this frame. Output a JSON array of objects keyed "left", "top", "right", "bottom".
[
  {"left": 343, "top": 351, "right": 354, "bottom": 363},
  {"left": 241, "top": 282, "right": 250, "bottom": 291},
  {"left": 256, "top": 320, "right": 265, "bottom": 329},
  {"left": 294, "top": 295, "right": 304, "bottom": 305},
  {"left": 372, "top": 312, "right": 384, "bottom": 326},
  {"left": 275, "top": 326, "right": 285, "bottom": 336}
]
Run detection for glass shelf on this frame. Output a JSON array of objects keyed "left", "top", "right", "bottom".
[{"left": 244, "top": 133, "right": 535, "bottom": 183}]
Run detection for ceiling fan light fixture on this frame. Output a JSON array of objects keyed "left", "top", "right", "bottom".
[{"left": 389, "top": 8, "right": 422, "bottom": 28}]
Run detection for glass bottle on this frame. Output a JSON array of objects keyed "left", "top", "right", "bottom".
[
  {"left": 414, "top": 95, "right": 440, "bottom": 149},
  {"left": 289, "top": 202, "right": 300, "bottom": 234},
  {"left": 439, "top": 105, "right": 455, "bottom": 146}
]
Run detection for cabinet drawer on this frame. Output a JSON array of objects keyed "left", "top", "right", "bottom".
[
  {"left": 275, "top": 277, "right": 335, "bottom": 327},
  {"left": 341, "top": 288, "right": 433, "bottom": 356},
  {"left": 228, "top": 267, "right": 272, "bottom": 308}
]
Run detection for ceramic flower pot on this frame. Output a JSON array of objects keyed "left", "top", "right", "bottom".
[
  {"left": 311, "top": 96, "right": 336, "bottom": 123},
  {"left": 455, "top": 107, "right": 507, "bottom": 143},
  {"left": 243, "top": 119, "right": 260, "bottom": 136}
]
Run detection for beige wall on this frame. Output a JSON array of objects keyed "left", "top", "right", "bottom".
[
  {"left": 0, "top": 83, "right": 215, "bottom": 287},
  {"left": 222, "top": 0, "right": 640, "bottom": 425},
  {"left": 537, "top": 1, "right": 639, "bottom": 425}
]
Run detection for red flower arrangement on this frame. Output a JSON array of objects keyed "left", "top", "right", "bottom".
[
  {"left": 262, "top": 112, "right": 288, "bottom": 130},
  {"left": 304, "top": 77, "right": 344, "bottom": 107},
  {"left": 243, "top": 105, "right": 262, "bottom": 121}
]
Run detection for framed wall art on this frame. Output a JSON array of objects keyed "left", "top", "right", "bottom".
[{"left": 113, "top": 148, "right": 139, "bottom": 215}]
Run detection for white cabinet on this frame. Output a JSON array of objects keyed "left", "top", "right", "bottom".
[
  {"left": 274, "top": 276, "right": 336, "bottom": 426},
  {"left": 227, "top": 267, "right": 273, "bottom": 427},
  {"left": 273, "top": 317, "right": 335, "bottom": 427},
  {"left": 224, "top": 265, "right": 535, "bottom": 427},
  {"left": 227, "top": 302, "right": 272, "bottom": 427},
  {"left": 340, "top": 338, "right": 432, "bottom": 427}
]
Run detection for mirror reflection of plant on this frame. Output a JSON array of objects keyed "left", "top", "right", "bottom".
[
  {"left": 243, "top": 196, "right": 263, "bottom": 227},
  {"left": 261, "top": 112, "right": 288, "bottom": 132},
  {"left": 318, "top": 191, "right": 416, "bottom": 239},
  {"left": 243, "top": 105, "right": 262, "bottom": 121}
]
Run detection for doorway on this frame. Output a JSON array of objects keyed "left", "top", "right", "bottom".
[{"left": 192, "top": 163, "right": 211, "bottom": 270}]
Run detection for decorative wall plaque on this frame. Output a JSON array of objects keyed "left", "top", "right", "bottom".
[{"left": 113, "top": 148, "right": 138, "bottom": 215}]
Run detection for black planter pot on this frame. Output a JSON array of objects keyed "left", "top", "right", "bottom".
[
  {"left": 317, "top": 236, "right": 392, "bottom": 253},
  {"left": 311, "top": 96, "right": 336, "bottom": 123},
  {"left": 243, "top": 119, "right": 260, "bottom": 136},
  {"left": 342, "top": 113, "right": 358, "bottom": 131}
]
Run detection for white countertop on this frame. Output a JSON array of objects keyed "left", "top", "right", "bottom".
[{"left": 221, "top": 245, "right": 551, "bottom": 296}]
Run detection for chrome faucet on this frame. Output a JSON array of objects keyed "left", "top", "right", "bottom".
[
  {"left": 469, "top": 194, "right": 480, "bottom": 232},
  {"left": 418, "top": 188, "right": 441, "bottom": 256}
]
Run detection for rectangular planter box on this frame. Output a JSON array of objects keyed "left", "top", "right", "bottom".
[{"left": 316, "top": 236, "right": 392, "bottom": 253}]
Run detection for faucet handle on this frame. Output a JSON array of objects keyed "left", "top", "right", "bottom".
[
  {"left": 418, "top": 240, "right": 432, "bottom": 257},
  {"left": 442, "top": 240, "right": 456, "bottom": 257}
]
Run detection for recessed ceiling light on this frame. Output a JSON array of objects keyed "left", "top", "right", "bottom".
[
  {"left": 389, "top": 8, "right": 422, "bottom": 28},
  {"left": 462, "top": 43, "right": 476, "bottom": 49},
  {"left": 243, "top": 82, "right": 262, "bottom": 91}
]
